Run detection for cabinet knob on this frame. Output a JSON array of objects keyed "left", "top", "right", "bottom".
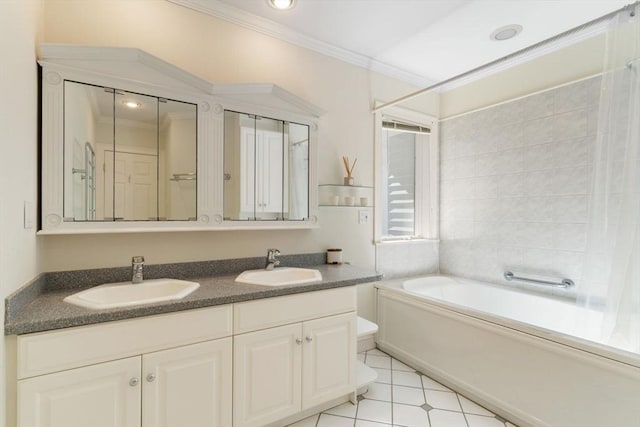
[
  {"left": 305, "top": 336, "right": 313, "bottom": 343},
  {"left": 146, "top": 373, "right": 156, "bottom": 382},
  {"left": 296, "top": 338, "right": 302, "bottom": 345},
  {"left": 129, "top": 377, "right": 139, "bottom": 387}
]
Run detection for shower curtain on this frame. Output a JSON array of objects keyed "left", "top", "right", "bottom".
[{"left": 579, "top": 4, "right": 640, "bottom": 353}]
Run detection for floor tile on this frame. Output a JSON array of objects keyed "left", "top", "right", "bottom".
[
  {"left": 392, "top": 385, "right": 426, "bottom": 406},
  {"left": 393, "top": 371, "right": 423, "bottom": 388},
  {"left": 392, "top": 358, "right": 415, "bottom": 372},
  {"left": 303, "top": 349, "right": 518, "bottom": 427},
  {"left": 325, "top": 402, "right": 358, "bottom": 418},
  {"left": 355, "top": 420, "right": 392, "bottom": 427},
  {"left": 392, "top": 403, "right": 431, "bottom": 427},
  {"left": 428, "top": 409, "right": 467, "bottom": 427},
  {"left": 424, "top": 390, "right": 462, "bottom": 412},
  {"left": 420, "top": 376, "right": 451, "bottom": 392},
  {"left": 287, "top": 414, "right": 318, "bottom": 426},
  {"left": 366, "top": 354, "right": 392, "bottom": 369},
  {"left": 459, "top": 395, "right": 494, "bottom": 416},
  {"left": 466, "top": 414, "right": 506, "bottom": 427},
  {"left": 367, "top": 348, "right": 390, "bottom": 357},
  {"left": 357, "top": 399, "right": 393, "bottom": 424},
  {"left": 373, "top": 368, "right": 392, "bottom": 384},
  {"left": 364, "top": 382, "right": 392, "bottom": 402},
  {"left": 317, "top": 413, "right": 355, "bottom": 426}
]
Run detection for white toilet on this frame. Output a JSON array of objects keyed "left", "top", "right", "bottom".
[{"left": 356, "top": 316, "right": 379, "bottom": 394}]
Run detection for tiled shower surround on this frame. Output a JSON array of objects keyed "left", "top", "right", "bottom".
[{"left": 439, "top": 76, "right": 600, "bottom": 293}]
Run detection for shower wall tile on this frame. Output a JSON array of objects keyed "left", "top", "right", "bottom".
[
  {"left": 523, "top": 144, "right": 554, "bottom": 171},
  {"left": 522, "top": 116, "right": 554, "bottom": 146},
  {"left": 552, "top": 137, "right": 589, "bottom": 168},
  {"left": 554, "top": 79, "right": 589, "bottom": 113},
  {"left": 474, "top": 176, "right": 499, "bottom": 198},
  {"left": 521, "top": 91, "right": 555, "bottom": 119},
  {"left": 552, "top": 109, "right": 588, "bottom": 141},
  {"left": 553, "top": 166, "right": 588, "bottom": 195},
  {"left": 376, "top": 240, "right": 439, "bottom": 279},
  {"left": 552, "top": 195, "right": 588, "bottom": 223},
  {"left": 439, "top": 77, "right": 599, "bottom": 293}
]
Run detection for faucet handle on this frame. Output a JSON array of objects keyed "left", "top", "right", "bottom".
[
  {"left": 132, "top": 256, "right": 145, "bottom": 264},
  {"left": 267, "top": 248, "right": 280, "bottom": 257}
]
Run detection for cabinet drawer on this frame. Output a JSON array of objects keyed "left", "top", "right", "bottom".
[
  {"left": 18, "top": 305, "right": 232, "bottom": 379},
  {"left": 234, "top": 287, "right": 356, "bottom": 334}
]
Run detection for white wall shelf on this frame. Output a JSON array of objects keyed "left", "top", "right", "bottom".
[{"left": 318, "top": 184, "right": 373, "bottom": 208}]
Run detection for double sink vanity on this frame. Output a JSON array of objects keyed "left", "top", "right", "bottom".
[
  {"left": 6, "top": 253, "right": 381, "bottom": 427},
  {"left": 6, "top": 43, "right": 381, "bottom": 427}
]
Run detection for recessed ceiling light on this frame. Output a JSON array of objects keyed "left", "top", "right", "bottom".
[
  {"left": 267, "top": 0, "right": 296, "bottom": 10},
  {"left": 490, "top": 24, "right": 523, "bottom": 41},
  {"left": 123, "top": 100, "right": 142, "bottom": 109}
]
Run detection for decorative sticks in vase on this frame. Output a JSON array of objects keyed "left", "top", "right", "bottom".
[{"left": 342, "top": 156, "right": 357, "bottom": 186}]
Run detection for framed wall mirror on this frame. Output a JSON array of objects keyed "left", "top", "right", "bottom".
[
  {"left": 63, "top": 81, "right": 197, "bottom": 223},
  {"left": 223, "top": 110, "right": 310, "bottom": 222},
  {"left": 40, "top": 44, "right": 321, "bottom": 233}
]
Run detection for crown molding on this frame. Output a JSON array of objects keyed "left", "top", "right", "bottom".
[
  {"left": 39, "top": 43, "right": 213, "bottom": 94},
  {"left": 167, "top": 0, "right": 435, "bottom": 88}
]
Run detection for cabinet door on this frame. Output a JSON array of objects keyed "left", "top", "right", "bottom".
[
  {"left": 18, "top": 356, "right": 141, "bottom": 427},
  {"left": 142, "top": 338, "right": 232, "bottom": 427},
  {"left": 233, "top": 323, "right": 302, "bottom": 427},
  {"left": 302, "top": 313, "right": 357, "bottom": 409}
]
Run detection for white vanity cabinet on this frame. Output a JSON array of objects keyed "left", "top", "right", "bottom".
[
  {"left": 18, "top": 356, "right": 142, "bottom": 427},
  {"left": 15, "top": 286, "right": 357, "bottom": 427},
  {"left": 233, "top": 287, "right": 357, "bottom": 427},
  {"left": 142, "top": 339, "right": 232, "bottom": 427},
  {"left": 17, "top": 306, "right": 233, "bottom": 427}
]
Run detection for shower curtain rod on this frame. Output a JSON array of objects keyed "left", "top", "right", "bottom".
[{"left": 373, "top": 2, "right": 638, "bottom": 113}]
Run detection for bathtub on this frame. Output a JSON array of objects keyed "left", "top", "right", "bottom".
[{"left": 376, "top": 275, "right": 640, "bottom": 427}]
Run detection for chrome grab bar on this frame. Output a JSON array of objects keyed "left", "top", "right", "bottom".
[{"left": 504, "top": 271, "right": 574, "bottom": 288}]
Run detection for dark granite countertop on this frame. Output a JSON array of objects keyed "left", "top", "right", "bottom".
[{"left": 5, "top": 254, "right": 381, "bottom": 335}]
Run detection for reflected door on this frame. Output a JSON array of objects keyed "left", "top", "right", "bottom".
[{"left": 105, "top": 151, "right": 158, "bottom": 220}]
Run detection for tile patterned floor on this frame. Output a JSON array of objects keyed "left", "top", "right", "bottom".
[{"left": 287, "top": 349, "right": 518, "bottom": 427}]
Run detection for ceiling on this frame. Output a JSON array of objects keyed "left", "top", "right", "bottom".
[{"left": 171, "top": 0, "right": 629, "bottom": 87}]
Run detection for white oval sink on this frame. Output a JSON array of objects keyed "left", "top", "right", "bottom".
[
  {"left": 63, "top": 278, "right": 200, "bottom": 310},
  {"left": 235, "top": 267, "right": 322, "bottom": 286}
]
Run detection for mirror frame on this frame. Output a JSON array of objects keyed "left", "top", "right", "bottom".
[{"left": 38, "top": 45, "right": 319, "bottom": 234}]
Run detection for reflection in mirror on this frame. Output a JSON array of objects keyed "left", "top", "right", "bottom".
[
  {"left": 112, "top": 91, "right": 158, "bottom": 221},
  {"left": 285, "top": 122, "right": 309, "bottom": 220},
  {"left": 63, "top": 82, "right": 198, "bottom": 222},
  {"left": 159, "top": 99, "right": 197, "bottom": 221},
  {"left": 64, "top": 81, "right": 113, "bottom": 221},
  {"left": 223, "top": 111, "right": 309, "bottom": 221}
]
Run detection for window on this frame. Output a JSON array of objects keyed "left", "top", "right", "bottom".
[{"left": 375, "top": 106, "right": 438, "bottom": 241}]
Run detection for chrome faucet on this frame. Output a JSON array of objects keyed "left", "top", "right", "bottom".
[
  {"left": 131, "top": 256, "right": 145, "bottom": 284},
  {"left": 265, "top": 249, "right": 281, "bottom": 271}
]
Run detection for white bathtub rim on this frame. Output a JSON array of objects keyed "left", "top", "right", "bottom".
[{"left": 376, "top": 276, "right": 640, "bottom": 369}]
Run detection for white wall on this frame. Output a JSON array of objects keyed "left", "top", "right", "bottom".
[
  {"left": 40, "top": 0, "right": 439, "bottom": 274},
  {"left": 0, "top": 1, "right": 43, "bottom": 425},
  {"left": 440, "top": 35, "right": 606, "bottom": 118}
]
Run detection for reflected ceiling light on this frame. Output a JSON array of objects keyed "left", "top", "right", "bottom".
[
  {"left": 490, "top": 24, "right": 523, "bottom": 41},
  {"left": 123, "top": 100, "right": 142, "bottom": 109},
  {"left": 267, "top": 0, "right": 296, "bottom": 10}
]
